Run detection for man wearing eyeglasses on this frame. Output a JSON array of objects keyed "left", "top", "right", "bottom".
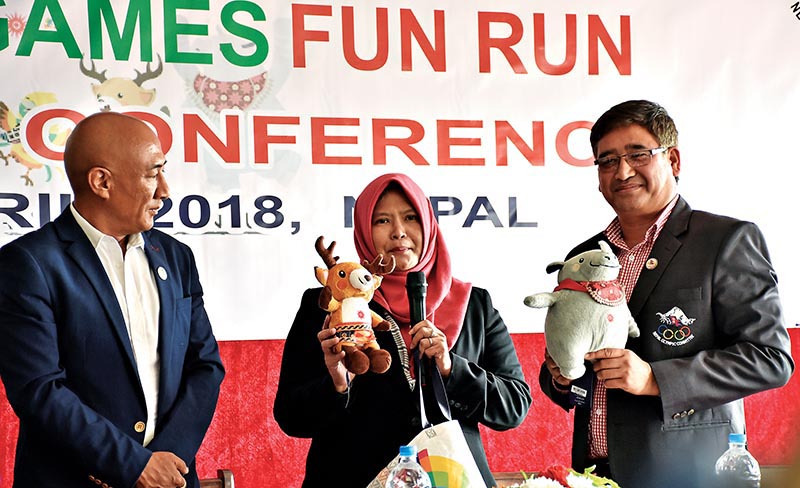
[{"left": 539, "top": 100, "right": 794, "bottom": 487}]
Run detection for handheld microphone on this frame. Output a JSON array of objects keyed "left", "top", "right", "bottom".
[
  {"left": 406, "top": 271, "right": 449, "bottom": 424},
  {"left": 406, "top": 271, "right": 429, "bottom": 386},
  {"left": 406, "top": 271, "right": 427, "bottom": 326}
]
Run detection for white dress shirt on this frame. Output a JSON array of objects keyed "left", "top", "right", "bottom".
[{"left": 70, "top": 204, "right": 161, "bottom": 445}]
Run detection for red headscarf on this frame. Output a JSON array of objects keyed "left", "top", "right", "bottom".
[{"left": 353, "top": 173, "right": 472, "bottom": 350}]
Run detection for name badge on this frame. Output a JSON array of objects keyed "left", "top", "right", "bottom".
[{"left": 569, "top": 368, "right": 595, "bottom": 408}]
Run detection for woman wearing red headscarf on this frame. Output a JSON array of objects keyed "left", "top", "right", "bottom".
[{"left": 275, "top": 173, "right": 531, "bottom": 488}]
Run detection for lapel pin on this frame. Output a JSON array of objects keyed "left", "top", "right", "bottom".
[
  {"left": 157, "top": 266, "right": 168, "bottom": 280},
  {"left": 645, "top": 258, "right": 658, "bottom": 270}
]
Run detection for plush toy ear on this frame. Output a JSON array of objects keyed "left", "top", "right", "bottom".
[
  {"left": 545, "top": 261, "right": 565, "bottom": 274},
  {"left": 315, "top": 266, "right": 328, "bottom": 286}
]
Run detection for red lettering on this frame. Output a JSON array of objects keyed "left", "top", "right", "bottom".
[
  {"left": 342, "top": 7, "right": 389, "bottom": 70},
  {"left": 555, "top": 121, "right": 593, "bottom": 166},
  {"left": 251, "top": 116, "right": 300, "bottom": 164},
  {"left": 495, "top": 121, "right": 545, "bottom": 166},
  {"left": 372, "top": 119, "right": 429, "bottom": 165},
  {"left": 292, "top": 4, "right": 332, "bottom": 68},
  {"left": 311, "top": 117, "right": 361, "bottom": 165},
  {"left": 183, "top": 113, "right": 241, "bottom": 164},
  {"left": 400, "top": 9, "right": 446, "bottom": 72},
  {"left": 478, "top": 12, "right": 526, "bottom": 74},
  {"left": 21, "top": 108, "right": 594, "bottom": 169},
  {"left": 588, "top": 15, "right": 631, "bottom": 75},
  {"left": 534, "top": 13, "right": 577, "bottom": 75},
  {"left": 437, "top": 120, "right": 484, "bottom": 166},
  {"left": 478, "top": 13, "right": 631, "bottom": 76},
  {"left": 126, "top": 111, "right": 174, "bottom": 154},
  {"left": 24, "top": 109, "right": 83, "bottom": 161}
]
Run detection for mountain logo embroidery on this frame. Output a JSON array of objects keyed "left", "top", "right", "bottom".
[{"left": 653, "top": 306, "right": 696, "bottom": 346}]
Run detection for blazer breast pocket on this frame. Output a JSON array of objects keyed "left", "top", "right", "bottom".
[
  {"left": 645, "top": 286, "right": 704, "bottom": 316},
  {"left": 673, "top": 287, "right": 703, "bottom": 302}
]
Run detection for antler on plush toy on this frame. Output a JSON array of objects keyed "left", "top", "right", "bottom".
[{"left": 314, "top": 236, "right": 396, "bottom": 375}]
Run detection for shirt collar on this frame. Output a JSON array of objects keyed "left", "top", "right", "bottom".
[
  {"left": 604, "top": 194, "right": 679, "bottom": 250},
  {"left": 70, "top": 203, "right": 145, "bottom": 251}
]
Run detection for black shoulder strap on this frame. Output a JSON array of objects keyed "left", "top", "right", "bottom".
[{"left": 413, "top": 349, "right": 452, "bottom": 428}]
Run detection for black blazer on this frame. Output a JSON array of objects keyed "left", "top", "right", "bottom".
[
  {"left": 275, "top": 286, "right": 532, "bottom": 488},
  {"left": 540, "top": 197, "right": 794, "bottom": 488}
]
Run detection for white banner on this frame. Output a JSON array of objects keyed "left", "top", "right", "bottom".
[{"left": 1, "top": 1, "right": 798, "bottom": 340}]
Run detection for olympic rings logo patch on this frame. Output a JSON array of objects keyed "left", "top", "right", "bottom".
[{"left": 653, "top": 306, "right": 696, "bottom": 347}]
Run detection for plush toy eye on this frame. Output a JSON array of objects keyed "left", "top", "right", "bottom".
[
  {"left": 338, "top": 270, "right": 346, "bottom": 278},
  {"left": 579, "top": 258, "right": 585, "bottom": 263}
]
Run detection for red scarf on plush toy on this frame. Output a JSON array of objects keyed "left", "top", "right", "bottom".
[
  {"left": 554, "top": 278, "right": 625, "bottom": 306},
  {"left": 353, "top": 173, "right": 472, "bottom": 351}
]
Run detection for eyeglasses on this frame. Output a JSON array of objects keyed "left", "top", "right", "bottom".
[{"left": 594, "top": 147, "right": 668, "bottom": 172}]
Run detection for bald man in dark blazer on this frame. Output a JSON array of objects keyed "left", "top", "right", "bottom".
[{"left": 0, "top": 112, "right": 224, "bottom": 488}]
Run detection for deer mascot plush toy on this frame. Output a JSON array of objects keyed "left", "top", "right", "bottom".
[
  {"left": 315, "top": 236, "right": 396, "bottom": 375},
  {"left": 524, "top": 240, "right": 640, "bottom": 380}
]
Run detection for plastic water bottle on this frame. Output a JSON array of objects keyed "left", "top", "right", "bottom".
[
  {"left": 714, "top": 433, "right": 761, "bottom": 487},
  {"left": 385, "top": 445, "right": 432, "bottom": 488}
]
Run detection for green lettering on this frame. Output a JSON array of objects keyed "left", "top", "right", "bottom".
[
  {"left": 164, "top": 0, "right": 212, "bottom": 64},
  {"left": 0, "top": 0, "right": 8, "bottom": 51},
  {"left": 88, "top": 0, "right": 152, "bottom": 61},
  {"left": 220, "top": 1, "right": 269, "bottom": 67},
  {"left": 17, "top": 0, "right": 81, "bottom": 58}
]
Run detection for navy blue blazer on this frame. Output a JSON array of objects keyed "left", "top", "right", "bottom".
[{"left": 0, "top": 210, "right": 225, "bottom": 488}]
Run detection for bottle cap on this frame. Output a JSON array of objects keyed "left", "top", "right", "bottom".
[
  {"left": 399, "top": 445, "right": 417, "bottom": 457},
  {"left": 729, "top": 433, "right": 746, "bottom": 444}
]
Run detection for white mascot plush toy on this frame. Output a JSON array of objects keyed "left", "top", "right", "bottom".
[{"left": 524, "top": 241, "right": 640, "bottom": 380}]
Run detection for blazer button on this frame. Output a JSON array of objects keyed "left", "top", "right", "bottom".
[
  {"left": 688, "top": 408, "right": 695, "bottom": 416},
  {"left": 134, "top": 421, "right": 146, "bottom": 433},
  {"left": 672, "top": 412, "right": 681, "bottom": 420}
]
